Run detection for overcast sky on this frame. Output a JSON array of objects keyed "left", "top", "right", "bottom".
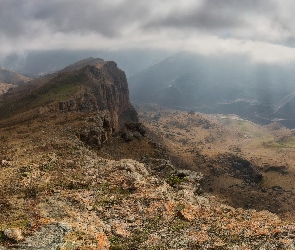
[{"left": 1, "top": 0, "right": 295, "bottom": 63}]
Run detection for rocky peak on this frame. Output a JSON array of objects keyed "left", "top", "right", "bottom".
[
  {"left": 0, "top": 59, "right": 138, "bottom": 133},
  {"left": 61, "top": 57, "right": 104, "bottom": 72},
  {"left": 84, "top": 61, "right": 137, "bottom": 130}
]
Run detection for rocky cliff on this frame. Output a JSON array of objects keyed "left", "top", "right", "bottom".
[{"left": 0, "top": 59, "right": 138, "bottom": 132}]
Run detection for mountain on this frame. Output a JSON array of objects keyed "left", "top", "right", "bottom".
[
  {"left": 61, "top": 57, "right": 104, "bottom": 72},
  {"left": 0, "top": 83, "right": 15, "bottom": 95},
  {"left": 128, "top": 52, "right": 295, "bottom": 127},
  {"left": 1, "top": 58, "right": 295, "bottom": 249},
  {"left": 0, "top": 58, "right": 137, "bottom": 131},
  {"left": 0, "top": 66, "right": 31, "bottom": 85},
  {"left": 0, "top": 66, "right": 31, "bottom": 95}
]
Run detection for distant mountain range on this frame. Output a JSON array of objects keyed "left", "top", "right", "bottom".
[
  {"left": 128, "top": 52, "right": 295, "bottom": 128},
  {"left": 0, "top": 66, "right": 31, "bottom": 85},
  {"left": 0, "top": 66, "right": 32, "bottom": 95}
]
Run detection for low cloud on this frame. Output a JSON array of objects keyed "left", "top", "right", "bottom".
[{"left": 1, "top": 0, "right": 295, "bottom": 63}]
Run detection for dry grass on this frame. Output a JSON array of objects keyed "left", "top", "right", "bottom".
[{"left": 137, "top": 104, "right": 295, "bottom": 221}]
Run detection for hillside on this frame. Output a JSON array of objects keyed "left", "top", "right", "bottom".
[
  {"left": 1, "top": 110, "right": 295, "bottom": 249},
  {"left": 0, "top": 83, "right": 16, "bottom": 95},
  {"left": 1, "top": 59, "right": 295, "bottom": 249},
  {"left": 137, "top": 104, "right": 295, "bottom": 219},
  {"left": 0, "top": 66, "right": 31, "bottom": 85},
  {"left": 0, "top": 67, "right": 31, "bottom": 96},
  {"left": 0, "top": 59, "right": 137, "bottom": 131},
  {"left": 128, "top": 52, "right": 295, "bottom": 128}
]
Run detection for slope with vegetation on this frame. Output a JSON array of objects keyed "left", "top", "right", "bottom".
[
  {"left": 0, "top": 67, "right": 32, "bottom": 96},
  {"left": 137, "top": 104, "right": 295, "bottom": 220},
  {"left": 1, "top": 59, "right": 295, "bottom": 249}
]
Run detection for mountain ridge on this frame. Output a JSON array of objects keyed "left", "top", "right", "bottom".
[
  {"left": 0, "top": 58, "right": 137, "bottom": 131},
  {"left": 0, "top": 66, "right": 31, "bottom": 85},
  {"left": 128, "top": 52, "right": 295, "bottom": 128},
  {"left": 0, "top": 66, "right": 32, "bottom": 96}
]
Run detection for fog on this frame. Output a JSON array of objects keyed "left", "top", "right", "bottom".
[
  {"left": 1, "top": 1, "right": 295, "bottom": 127},
  {"left": 1, "top": 0, "right": 295, "bottom": 64},
  {"left": 128, "top": 52, "right": 295, "bottom": 127}
]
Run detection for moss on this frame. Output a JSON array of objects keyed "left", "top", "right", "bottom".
[
  {"left": 109, "top": 229, "right": 150, "bottom": 249},
  {"left": 109, "top": 236, "right": 125, "bottom": 250},
  {"left": 0, "top": 231, "right": 6, "bottom": 243},
  {"left": 166, "top": 174, "right": 186, "bottom": 187},
  {"left": 23, "top": 185, "right": 39, "bottom": 199},
  {"left": 0, "top": 217, "right": 30, "bottom": 232},
  {"left": 169, "top": 219, "right": 190, "bottom": 232}
]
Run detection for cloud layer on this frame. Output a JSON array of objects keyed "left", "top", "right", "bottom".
[{"left": 1, "top": 0, "right": 295, "bottom": 63}]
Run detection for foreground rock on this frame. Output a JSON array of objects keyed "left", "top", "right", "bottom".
[
  {"left": 1, "top": 149, "right": 295, "bottom": 249},
  {"left": 3, "top": 228, "right": 24, "bottom": 242},
  {"left": 14, "top": 223, "right": 71, "bottom": 250}
]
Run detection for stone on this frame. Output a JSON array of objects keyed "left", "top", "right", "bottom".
[
  {"left": 4, "top": 228, "right": 24, "bottom": 241},
  {"left": 133, "top": 131, "right": 143, "bottom": 140},
  {"left": 16, "top": 223, "right": 71, "bottom": 249},
  {"left": 1, "top": 160, "right": 11, "bottom": 167},
  {"left": 122, "top": 131, "right": 134, "bottom": 142},
  {"left": 96, "top": 232, "right": 110, "bottom": 250},
  {"left": 112, "top": 223, "right": 130, "bottom": 238},
  {"left": 125, "top": 122, "right": 147, "bottom": 136}
]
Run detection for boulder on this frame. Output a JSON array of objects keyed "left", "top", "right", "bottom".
[{"left": 4, "top": 228, "right": 24, "bottom": 241}]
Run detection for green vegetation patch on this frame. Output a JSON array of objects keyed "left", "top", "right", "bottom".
[
  {"left": 25, "top": 72, "right": 85, "bottom": 110},
  {"left": 277, "top": 136, "right": 295, "bottom": 147},
  {"left": 0, "top": 70, "right": 87, "bottom": 120},
  {"left": 166, "top": 174, "right": 186, "bottom": 187},
  {"left": 263, "top": 136, "right": 295, "bottom": 148}
]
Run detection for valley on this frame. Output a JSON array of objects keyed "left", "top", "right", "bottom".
[
  {"left": 128, "top": 52, "right": 295, "bottom": 129},
  {"left": 137, "top": 104, "right": 295, "bottom": 220}
]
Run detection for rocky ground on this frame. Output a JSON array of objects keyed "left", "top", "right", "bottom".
[
  {"left": 0, "top": 109, "right": 295, "bottom": 249},
  {"left": 137, "top": 104, "right": 295, "bottom": 220}
]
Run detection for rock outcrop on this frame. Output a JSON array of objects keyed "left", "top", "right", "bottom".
[
  {"left": 41, "top": 62, "right": 138, "bottom": 131},
  {"left": 78, "top": 111, "right": 113, "bottom": 149},
  {"left": 82, "top": 61, "right": 138, "bottom": 131},
  {"left": 0, "top": 59, "right": 138, "bottom": 132},
  {"left": 2, "top": 151, "right": 295, "bottom": 249}
]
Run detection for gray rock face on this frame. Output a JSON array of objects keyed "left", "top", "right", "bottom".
[
  {"left": 79, "top": 111, "right": 113, "bottom": 149},
  {"left": 15, "top": 223, "right": 71, "bottom": 250},
  {"left": 122, "top": 131, "right": 134, "bottom": 142},
  {"left": 121, "top": 122, "right": 147, "bottom": 142}
]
